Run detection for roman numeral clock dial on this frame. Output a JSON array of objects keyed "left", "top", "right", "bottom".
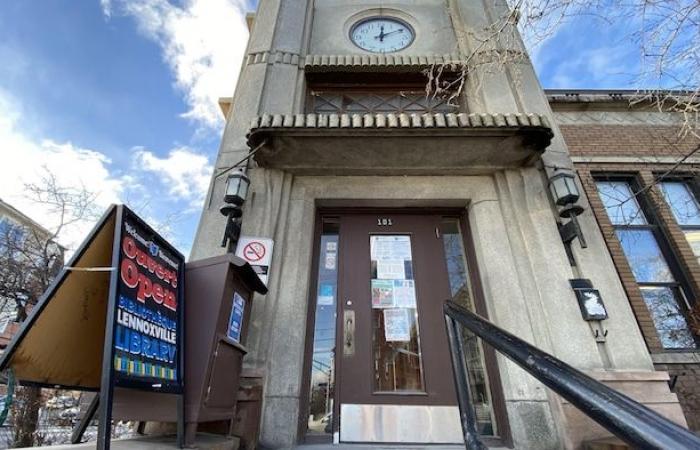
[{"left": 350, "top": 17, "right": 415, "bottom": 53}]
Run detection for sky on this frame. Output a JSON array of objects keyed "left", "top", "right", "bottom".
[{"left": 0, "top": 1, "right": 650, "bottom": 258}]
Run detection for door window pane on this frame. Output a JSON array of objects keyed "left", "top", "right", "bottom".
[
  {"left": 440, "top": 218, "right": 497, "bottom": 436},
  {"left": 370, "top": 235, "right": 424, "bottom": 393},
  {"left": 596, "top": 181, "right": 647, "bottom": 225},
  {"left": 616, "top": 229, "right": 674, "bottom": 283},
  {"left": 661, "top": 182, "right": 700, "bottom": 225},
  {"left": 307, "top": 220, "right": 339, "bottom": 436},
  {"left": 640, "top": 287, "right": 696, "bottom": 349}
]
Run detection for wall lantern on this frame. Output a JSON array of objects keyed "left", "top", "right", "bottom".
[
  {"left": 549, "top": 171, "right": 587, "bottom": 249},
  {"left": 549, "top": 172, "right": 580, "bottom": 206},
  {"left": 220, "top": 170, "right": 250, "bottom": 251},
  {"left": 224, "top": 170, "right": 250, "bottom": 206}
]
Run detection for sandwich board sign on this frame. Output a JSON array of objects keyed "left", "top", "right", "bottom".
[{"left": 0, "top": 205, "right": 185, "bottom": 449}]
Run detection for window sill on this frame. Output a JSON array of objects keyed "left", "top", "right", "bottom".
[{"left": 651, "top": 352, "right": 700, "bottom": 364}]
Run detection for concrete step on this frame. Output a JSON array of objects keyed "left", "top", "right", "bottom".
[
  {"left": 293, "top": 446, "right": 506, "bottom": 450},
  {"left": 14, "top": 433, "right": 239, "bottom": 450},
  {"left": 583, "top": 437, "right": 630, "bottom": 450}
]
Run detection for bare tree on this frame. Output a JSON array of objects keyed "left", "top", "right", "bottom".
[
  {"left": 427, "top": 0, "right": 699, "bottom": 137},
  {"left": 0, "top": 169, "right": 100, "bottom": 447}
]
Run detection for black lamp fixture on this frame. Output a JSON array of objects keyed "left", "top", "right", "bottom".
[
  {"left": 224, "top": 170, "right": 250, "bottom": 206},
  {"left": 221, "top": 170, "right": 250, "bottom": 251},
  {"left": 549, "top": 171, "right": 587, "bottom": 248}
]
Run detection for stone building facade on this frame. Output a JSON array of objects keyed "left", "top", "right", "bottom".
[
  {"left": 191, "top": 2, "right": 694, "bottom": 448},
  {"left": 549, "top": 90, "right": 700, "bottom": 431}
]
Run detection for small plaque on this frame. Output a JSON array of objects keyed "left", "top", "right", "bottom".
[{"left": 573, "top": 287, "right": 608, "bottom": 321}]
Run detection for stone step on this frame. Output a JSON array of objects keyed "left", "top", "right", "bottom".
[
  {"left": 583, "top": 437, "right": 630, "bottom": 450},
  {"left": 14, "top": 433, "right": 239, "bottom": 450},
  {"left": 293, "top": 446, "right": 507, "bottom": 450}
]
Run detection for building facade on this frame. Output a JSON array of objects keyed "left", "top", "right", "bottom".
[
  {"left": 191, "top": 2, "right": 693, "bottom": 448},
  {"left": 0, "top": 199, "right": 64, "bottom": 350},
  {"left": 549, "top": 91, "right": 700, "bottom": 431}
]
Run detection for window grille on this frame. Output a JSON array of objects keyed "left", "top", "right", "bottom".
[{"left": 308, "top": 90, "right": 458, "bottom": 115}]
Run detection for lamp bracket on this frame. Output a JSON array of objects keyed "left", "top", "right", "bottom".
[{"left": 559, "top": 221, "right": 578, "bottom": 243}]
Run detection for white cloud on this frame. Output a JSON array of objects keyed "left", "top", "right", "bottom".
[
  {"left": 0, "top": 90, "right": 209, "bottom": 255},
  {"left": 105, "top": 0, "right": 250, "bottom": 131},
  {"left": 0, "top": 90, "right": 126, "bottom": 251},
  {"left": 133, "top": 146, "right": 212, "bottom": 208},
  {"left": 100, "top": 0, "right": 112, "bottom": 18}
]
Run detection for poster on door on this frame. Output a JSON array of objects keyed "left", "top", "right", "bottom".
[
  {"left": 371, "top": 236, "right": 412, "bottom": 261},
  {"left": 372, "top": 279, "right": 416, "bottom": 309},
  {"left": 372, "top": 279, "right": 395, "bottom": 308},
  {"left": 393, "top": 280, "right": 416, "bottom": 308},
  {"left": 383, "top": 308, "right": 411, "bottom": 342}
]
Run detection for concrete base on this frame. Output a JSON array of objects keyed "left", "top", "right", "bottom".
[
  {"left": 560, "top": 371, "right": 687, "bottom": 449},
  {"left": 15, "top": 433, "right": 239, "bottom": 450},
  {"left": 292, "top": 446, "right": 504, "bottom": 450}
]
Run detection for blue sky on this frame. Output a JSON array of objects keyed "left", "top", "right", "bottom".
[{"left": 0, "top": 1, "right": 649, "bottom": 257}]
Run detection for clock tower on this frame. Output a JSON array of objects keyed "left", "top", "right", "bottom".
[{"left": 191, "top": 1, "right": 686, "bottom": 448}]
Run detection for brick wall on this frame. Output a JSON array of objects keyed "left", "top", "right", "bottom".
[
  {"left": 657, "top": 363, "right": 700, "bottom": 431},
  {"left": 560, "top": 122, "right": 700, "bottom": 430},
  {"left": 560, "top": 124, "right": 698, "bottom": 158}
]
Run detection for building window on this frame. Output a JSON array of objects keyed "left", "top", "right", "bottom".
[
  {"left": 596, "top": 180, "right": 697, "bottom": 350},
  {"left": 308, "top": 90, "right": 457, "bottom": 115},
  {"left": 306, "top": 218, "right": 339, "bottom": 437},
  {"left": 660, "top": 180, "right": 700, "bottom": 264},
  {"left": 0, "top": 218, "right": 25, "bottom": 257}
]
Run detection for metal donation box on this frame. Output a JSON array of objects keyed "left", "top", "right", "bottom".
[{"left": 113, "top": 254, "right": 267, "bottom": 444}]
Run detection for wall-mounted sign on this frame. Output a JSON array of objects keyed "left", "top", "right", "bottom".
[
  {"left": 570, "top": 279, "right": 608, "bottom": 321},
  {"left": 235, "top": 236, "right": 274, "bottom": 285},
  {"left": 227, "top": 292, "right": 245, "bottom": 344}
]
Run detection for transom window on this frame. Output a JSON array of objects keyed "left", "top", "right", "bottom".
[
  {"left": 596, "top": 180, "right": 697, "bottom": 350},
  {"left": 308, "top": 90, "right": 457, "bottom": 115}
]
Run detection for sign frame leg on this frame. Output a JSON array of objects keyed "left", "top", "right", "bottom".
[
  {"left": 97, "top": 205, "right": 124, "bottom": 450},
  {"left": 71, "top": 394, "right": 99, "bottom": 444}
]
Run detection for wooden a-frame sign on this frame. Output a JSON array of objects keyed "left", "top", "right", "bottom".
[{"left": 0, "top": 205, "right": 186, "bottom": 449}]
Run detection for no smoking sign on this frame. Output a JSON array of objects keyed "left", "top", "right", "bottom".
[
  {"left": 243, "top": 241, "right": 266, "bottom": 262},
  {"left": 235, "top": 236, "right": 274, "bottom": 286}
]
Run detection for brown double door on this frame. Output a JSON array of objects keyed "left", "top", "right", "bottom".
[{"left": 336, "top": 213, "right": 457, "bottom": 407}]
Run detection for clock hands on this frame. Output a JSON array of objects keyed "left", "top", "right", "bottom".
[
  {"left": 381, "top": 28, "right": 404, "bottom": 39},
  {"left": 374, "top": 26, "right": 404, "bottom": 42}
]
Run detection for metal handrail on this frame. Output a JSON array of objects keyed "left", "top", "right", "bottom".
[{"left": 443, "top": 300, "right": 700, "bottom": 450}]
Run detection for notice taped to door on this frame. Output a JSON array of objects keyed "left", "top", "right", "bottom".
[
  {"left": 372, "top": 279, "right": 395, "bottom": 308},
  {"left": 371, "top": 235, "right": 412, "bottom": 261},
  {"left": 383, "top": 308, "right": 411, "bottom": 342},
  {"left": 393, "top": 280, "right": 416, "bottom": 308}
]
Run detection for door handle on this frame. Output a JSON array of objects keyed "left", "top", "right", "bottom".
[{"left": 343, "top": 310, "right": 355, "bottom": 357}]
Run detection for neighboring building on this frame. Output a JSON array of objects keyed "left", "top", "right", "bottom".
[
  {"left": 190, "top": 2, "right": 695, "bottom": 448},
  {"left": 0, "top": 198, "right": 64, "bottom": 350},
  {"left": 548, "top": 90, "right": 700, "bottom": 430}
]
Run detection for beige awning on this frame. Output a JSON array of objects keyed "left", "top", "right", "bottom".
[{"left": 247, "top": 112, "right": 553, "bottom": 175}]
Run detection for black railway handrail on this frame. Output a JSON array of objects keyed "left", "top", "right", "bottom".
[{"left": 443, "top": 300, "right": 700, "bottom": 450}]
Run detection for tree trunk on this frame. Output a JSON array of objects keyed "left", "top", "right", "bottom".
[{"left": 12, "top": 386, "right": 41, "bottom": 448}]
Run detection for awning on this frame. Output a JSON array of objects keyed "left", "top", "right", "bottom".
[{"left": 247, "top": 112, "right": 553, "bottom": 175}]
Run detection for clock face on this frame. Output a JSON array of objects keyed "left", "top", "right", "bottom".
[{"left": 350, "top": 17, "right": 414, "bottom": 53}]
